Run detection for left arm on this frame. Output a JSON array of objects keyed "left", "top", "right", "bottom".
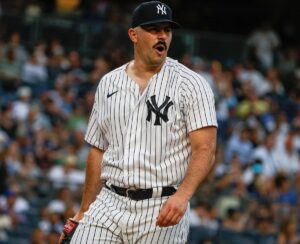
[{"left": 156, "top": 126, "right": 217, "bottom": 227}]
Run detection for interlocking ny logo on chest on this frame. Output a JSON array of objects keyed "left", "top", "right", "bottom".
[{"left": 146, "top": 95, "right": 173, "bottom": 126}]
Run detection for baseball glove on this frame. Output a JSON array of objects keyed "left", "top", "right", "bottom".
[{"left": 61, "top": 218, "right": 79, "bottom": 244}]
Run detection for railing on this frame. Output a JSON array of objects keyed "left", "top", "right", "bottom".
[{"left": 0, "top": 13, "right": 247, "bottom": 62}]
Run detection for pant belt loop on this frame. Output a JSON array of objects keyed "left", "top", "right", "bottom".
[
  {"left": 152, "top": 186, "right": 163, "bottom": 198},
  {"left": 104, "top": 181, "right": 113, "bottom": 191}
]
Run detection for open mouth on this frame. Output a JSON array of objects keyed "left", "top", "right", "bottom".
[{"left": 154, "top": 43, "right": 167, "bottom": 55}]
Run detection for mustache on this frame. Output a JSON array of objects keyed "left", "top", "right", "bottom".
[{"left": 153, "top": 41, "right": 167, "bottom": 49}]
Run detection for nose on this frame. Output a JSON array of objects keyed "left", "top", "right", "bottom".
[{"left": 157, "top": 30, "right": 168, "bottom": 39}]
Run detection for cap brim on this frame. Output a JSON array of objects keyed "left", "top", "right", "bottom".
[{"left": 138, "top": 19, "right": 181, "bottom": 28}]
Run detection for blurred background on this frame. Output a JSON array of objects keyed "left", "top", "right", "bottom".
[{"left": 0, "top": 0, "right": 300, "bottom": 243}]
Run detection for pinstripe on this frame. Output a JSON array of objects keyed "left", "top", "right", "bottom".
[
  {"left": 153, "top": 199, "right": 164, "bottom": 243},
  {"left": 179, "top": 68, "right": 216, "bottom": 128},
  {"left": 143, "top": 198, "right": 153, "bottom": 244},
  {"left": 124, "top": 198, "right": 132, "bottom": 244},
  {"left": 156, "top": 66, "right": 167, "bottom": 187},
  {"left": 183, "top": 71, "right": 209, "bottom": 125},
  {"left": 80, "top": 57, "right": 217, "bottom": 243},
  {"left": 84, "top": 191, "right": 108, "bottom": 243},
  {"left": 135, "top": 200, "right": 142, "bottom": 243},
  {"left": 143, "top": 197, "right": 156, "bottom": 244},
  {"left": 85, "top": 58, "right": 216, "bottom": 188},
  {"left": 111, "top": 72, "right": 122, "bottom": 180}
]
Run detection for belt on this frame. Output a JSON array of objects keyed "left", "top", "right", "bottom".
[{"left": 104, "top": 183, "right": 177, "bottom": 201}]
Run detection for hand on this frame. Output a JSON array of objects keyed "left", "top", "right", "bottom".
[
  {"left": 59, "top": 212, "right": 84, "bottom": 244},
  {"left": 156, "top": 193, "right": 189, "bottom": 227}
]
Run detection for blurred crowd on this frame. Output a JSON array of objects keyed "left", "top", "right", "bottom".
[
  {"left": 0, "top": 30, "right": 122, "bottom": 243},
  {"left": 0, "top": 3, "right": 300, "bottom": 244},
  {"left": 187, "top": 24, "right": 300, "bottom": 243}
]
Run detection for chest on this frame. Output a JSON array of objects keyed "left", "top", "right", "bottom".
[{"left": 99, "top": 71, "right": 183, "bottom": 131}]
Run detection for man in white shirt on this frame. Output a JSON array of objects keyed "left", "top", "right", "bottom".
[{"left": 60, "top": 1, "right": 217, "bottom": 243}]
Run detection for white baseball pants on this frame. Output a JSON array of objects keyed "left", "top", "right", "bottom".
[{"left": 70, "top": 187, "right": 189, "bottom": 243}]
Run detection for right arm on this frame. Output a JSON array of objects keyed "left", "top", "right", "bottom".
[
  {"left": 59, "top": 146, "right": 104, "bottom": 243},
  {"left": 73, "top": 146, "right": 104, "bottom": 221},
  {"left": 75, "top": 83, "right": 107, "bottom": 219},
  {"left": 60, "top": 80, "right": 108, "bottom": 243}
]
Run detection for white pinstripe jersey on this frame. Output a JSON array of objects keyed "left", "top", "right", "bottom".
[{"left": 85, "top": 57, "right": 217, "bottom": 189}]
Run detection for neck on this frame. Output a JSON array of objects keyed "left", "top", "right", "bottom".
[
  {"left": 131, "top": 58, "right": 165, "bottom": 77},
  {"left": 126, "top": 58, "right": 166, "bottom": 93}
]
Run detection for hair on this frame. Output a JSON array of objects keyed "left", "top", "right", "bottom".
[{"left": 274, "top": 173, "right": 288, "bottom": 188}]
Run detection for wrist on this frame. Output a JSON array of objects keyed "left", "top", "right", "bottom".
[
  {"left": 72, "top": 211, "right": 84, "bottom": 222},
  {"left": 175, "top": 187, "right": 193, "bottom": 201}
]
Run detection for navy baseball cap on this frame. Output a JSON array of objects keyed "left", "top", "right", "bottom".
[{"left": 132, "top": 1, "right": 180, "bottom": 28}]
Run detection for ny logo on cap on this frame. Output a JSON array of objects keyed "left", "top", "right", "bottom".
[{"left": 156, "top": 4, "right": 167, "bottom": 15}]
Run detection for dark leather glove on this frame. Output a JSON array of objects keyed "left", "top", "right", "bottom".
[{"left": 61, "top": 218, "right": 79, "bottom": 244}]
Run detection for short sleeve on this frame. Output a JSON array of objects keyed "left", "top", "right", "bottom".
[
  {"left": 84, "top": 86, "right": 109, "bottom": 150},
  {"left": 182, "top": 75, "right": 218, "bottom": 133}
]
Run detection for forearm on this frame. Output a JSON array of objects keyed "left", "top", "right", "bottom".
[
  {"left": 156, "top": 127, "right": 216, "bottom": 227},
  {"left": 78, "top": 146, "right": 104, "bottom": 213},
  {"left": 176, "top": 127, "right": 217, "bottom": 201}
]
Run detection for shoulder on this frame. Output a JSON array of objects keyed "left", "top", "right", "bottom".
[
  {"left": 166, "top": 57, "right": 209, "bottom": 87},
  {"left": 101, "top": 65, "right": 126, "bottom": 83},
  {"left": 96, "top": 64, "right": 127, "bottom": 90}
]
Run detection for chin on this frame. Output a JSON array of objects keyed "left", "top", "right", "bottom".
[{"left": 152, "top": 56, "right": 166, "bottom": 65}]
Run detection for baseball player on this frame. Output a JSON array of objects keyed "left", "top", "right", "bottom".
[{"left": 59, "top": 1, "right": 217, "bottom": 243}]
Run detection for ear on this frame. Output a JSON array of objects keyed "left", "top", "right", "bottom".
[{"left": 128, "top": 28, "right": 138, "bottom": 43}]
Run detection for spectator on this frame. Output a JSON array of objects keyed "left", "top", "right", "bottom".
[
  {"left": 189, "top": 200, "right": 219, "bottom": 244},
  {"left": 47, "top": 187, "right": 75, "bottom": 215},
  {"left": 246, "top": 22, "right": 280, "bottom": 70},
  {"left": 0, "top": 189, "right": 29, "bottom": 227},
  {"left": 11, "top": 86, "right": 32, "bottom": 122},
  {"left": 26, "top": 103, "right": 51, "bottom": 132},
  {"left": 47, "top": 154, "right": 84, "bottom": 190},
  {"left": 3, "top": 141, "right": 22, "bottom": 177},
  {"left": 3, "top": 32, "right": 28, "bottom": 65},
  {"left": 0, "top": 49, "right": 21, "bottom": 92},
  {"left": 224, "top": 125, "right": 253, "bottom": 166},
  {"left": 253, "top": 203, "right": 277, "bottom": 236},
  {"left": 221, "top": 207, "right": 249, "bottom": 232},
  {"left": 18, "top": 152, "right": 42, "bottom": 180},
  {"left": 21, "top": 52, "right": 48, "bottom": 92},
  {"left": 33, "top": 41, "right": 48, "bottom": 66},
  {"left": 236, "top": 81, "right": 269, "bottom": 120},
  {"left": 236, "top": 60, "right": 269, "bottom": 97},
  {"left": 251, "top": 132, "right": 278, "bottom": 178},
  {"left": 31, "top": 227, "right": 46, "bottom": 244},
  {"left": 273, "top": 131, "right": 300, "bottom": 175},
  {"left": 47, "top": 229, "right": 61, "bottom": 244},
  {"left": 277, "top": 218, "right": 300, "bottom": 244},
  {"left": 49, "top": 39, "right": 64, "bottom": 57},
  {"left": 0, "top": 103, "right": 17, "bottom": 138},
  {"left": 264, "top": 68, "right": 285, "bottom": 98},
  {"left": 63, "top": 51, "right": 86, "bottom": 85},
  {"left": 274, "top": 173, "right": 297, "bottom": 205}
]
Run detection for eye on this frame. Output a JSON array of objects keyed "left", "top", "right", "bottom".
[{"left": 150, "top": 27, "right": 160, "bottom": 32}]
